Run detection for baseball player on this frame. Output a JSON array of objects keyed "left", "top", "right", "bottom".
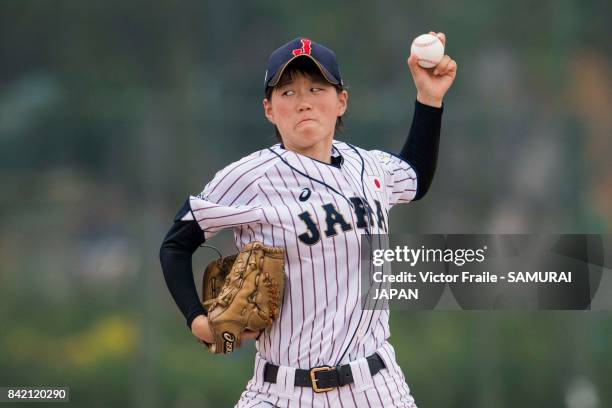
[{"left": 160, "top": 33, "right": 456, "bottom": 407}]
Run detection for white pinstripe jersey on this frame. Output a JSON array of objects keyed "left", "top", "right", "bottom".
[{"left": 188, "top": 140, "right": 417, "bottom": 369}]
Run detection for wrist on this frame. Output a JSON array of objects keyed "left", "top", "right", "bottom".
[{"left": 416, "top": 93, "right": 442, "bottom": 108}]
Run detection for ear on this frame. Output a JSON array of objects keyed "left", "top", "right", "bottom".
[
  {"left": 263, "top": 98, "right": 275, "bottom": 125},
  {"left": 336, "top": 90, "right": 348, "bottom": 117}
]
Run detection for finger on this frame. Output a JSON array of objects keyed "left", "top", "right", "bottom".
[
  {"left": 428, "top": 31, "right": 445, "bottom": 47},
  {"left": 433, "top": 56, "right": 451, "bottom": 75},
  {"left": 242, "top": 330, "right": 261, "bottom": 340},
  {"left": 436, "top": 32, "right": 446, "bottom": 47},
  {"left": 433, "top": 55, "right": 451, "bottom": 75},
  {"left": 446, "top": 59, "right": 458, "bottom": 76},
  {"left": 406, "top": 53, "right": 421, "bottom": 76}
]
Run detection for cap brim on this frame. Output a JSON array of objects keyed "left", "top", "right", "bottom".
[{"left": 267, "top": 54, "right": 340, "bottom": 88}]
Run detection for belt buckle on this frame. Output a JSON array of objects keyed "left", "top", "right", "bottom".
[{"left": 310, "top": 366, "right": 334, "bottom": 393}]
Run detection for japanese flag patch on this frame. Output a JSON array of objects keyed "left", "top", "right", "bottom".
[{"left": 367, "top": 175, "right": 383, "bottom": 191}]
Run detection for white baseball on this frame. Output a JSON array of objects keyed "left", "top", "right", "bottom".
[{"left": 411, "top": 33, "right": 444, "bottom": 68}]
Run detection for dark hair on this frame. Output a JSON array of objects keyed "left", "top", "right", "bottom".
[{"left": 265, "top": 58, "right": 346, "bottom": 142}]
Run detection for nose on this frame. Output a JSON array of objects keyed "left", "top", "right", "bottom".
[{"left": 296, "top": 93, "right": 312, "bottom": 112}]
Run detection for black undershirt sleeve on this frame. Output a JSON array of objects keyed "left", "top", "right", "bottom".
[
  {"left": 159, "top": 200, "right": 207, "bottom": 329},
  {"left": 398, "top": 100, "right": 443, "bottom": 200}
]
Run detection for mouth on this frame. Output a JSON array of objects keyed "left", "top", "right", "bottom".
[{"left": 296, "top": 118, "right": 316, "bottom": 127}]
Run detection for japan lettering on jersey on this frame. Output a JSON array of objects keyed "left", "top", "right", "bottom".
[{"left": 186, "top": 140, "right": 417, "bottom": 369}]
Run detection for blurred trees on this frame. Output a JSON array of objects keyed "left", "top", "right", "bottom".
[{"left": 1, "top": 1, "right": 611, "bottom": 407}]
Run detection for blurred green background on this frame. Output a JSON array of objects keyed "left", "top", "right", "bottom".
[{"left": 1, "top": 1, "right": 611, "bottom": 407}]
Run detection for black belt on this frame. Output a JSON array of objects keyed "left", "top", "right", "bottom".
[{"left": 263, "top": 353, "right": 385, "bottom": 393}]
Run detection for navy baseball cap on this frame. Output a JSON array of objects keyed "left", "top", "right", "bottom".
[{"left": 264, "top": 37, "right": 343, "bottom": 90}]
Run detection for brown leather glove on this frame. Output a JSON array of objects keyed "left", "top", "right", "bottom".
[{"left": 201, "top": 242, "right": 285, "bottom": 354}]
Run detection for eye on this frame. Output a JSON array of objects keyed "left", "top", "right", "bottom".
[
  {"left": 311, "top": 87, "right": 323, "bottom": 93},
  {"left": 282, "top": 90, "right": 295, "bottom": 96}
]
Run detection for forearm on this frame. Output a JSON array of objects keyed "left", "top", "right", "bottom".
[
  {"left": 398, "top": 100, "right": 443, "bottom": 200},
  {"left": 159, "top": 218, "right": 207, "bottom": 329}
]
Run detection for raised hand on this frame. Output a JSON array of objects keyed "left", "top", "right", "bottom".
[{"left": 407, "top": 32, "right": 457, "bottom": 108}]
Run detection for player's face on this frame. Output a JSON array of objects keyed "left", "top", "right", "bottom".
[{"left": 263, "top": 73, "right": 348, "bottom": 156}]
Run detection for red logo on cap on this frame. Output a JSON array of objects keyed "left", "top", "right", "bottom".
[
  {"left": 292, "top": 39, "right": 312, "bottom": 56},
  {"left": 374, "top": 178, "right": 381, "bottom": 189}
]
